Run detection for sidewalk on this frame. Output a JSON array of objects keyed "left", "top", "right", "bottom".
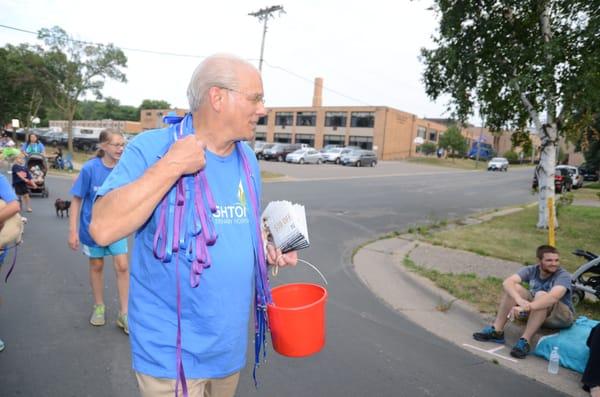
[{"left": 354, "top": 237, "right": 587, "bottom": 397}]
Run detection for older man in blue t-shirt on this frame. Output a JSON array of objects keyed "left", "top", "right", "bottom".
[
  {"left": 89, "top": 54, "right": 297, "bottom": 397},
  {"left": 473, "top": 245, "right": 574, "bottom": 359}
]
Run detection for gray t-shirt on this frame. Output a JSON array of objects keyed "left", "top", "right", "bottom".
[{"left": 517, "top": 265, "right": 574, "bottom": 313}]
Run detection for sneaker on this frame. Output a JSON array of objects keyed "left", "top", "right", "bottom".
[
  {"left": 90, "top": 304, "right": 106, "bottom": 326},
  {"left": 0, "top": 337, "right": 5, "bottom": 352},
  {"left": 117, "top": 313, "right": 129, "bottom": 335},
  {"left": 510, "top": 338, "right": 531, "bottom": 359},
  {"left": 473, "top": 325, "right": 505, "bottom": 343}
]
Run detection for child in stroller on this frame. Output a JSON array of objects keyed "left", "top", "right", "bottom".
[{"left": 25, "top": 154, "right": 49, "bottom": 198}]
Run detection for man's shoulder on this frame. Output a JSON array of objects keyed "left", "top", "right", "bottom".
[
  {"left": 127, "top": 128, "right": 172, "bottom": 155},
  {"left": 555, "top": 267, "right": 573, "bottom": 279}
]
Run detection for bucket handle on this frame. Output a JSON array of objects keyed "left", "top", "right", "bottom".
[{"left": 271, "top": 258, "right": 328, "bottom": 285}]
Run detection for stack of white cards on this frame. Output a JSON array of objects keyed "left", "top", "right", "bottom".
[{"left": 261, "top": 200, "right": 309, "bottom": 253}]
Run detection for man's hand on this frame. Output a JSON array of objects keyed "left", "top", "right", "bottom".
[
  {"left": 162, "top": 135, "right": 207, "bottom": 176},
  {"left": 266, "top": 243, "right": 298, "bottom": 267}
]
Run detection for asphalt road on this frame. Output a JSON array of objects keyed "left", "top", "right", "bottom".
[{"left": 0, "top": 162, "right": 567, "bottom": 397}]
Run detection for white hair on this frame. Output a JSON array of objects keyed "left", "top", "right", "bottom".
[{"left": 187, "top": 54, "right": 258, "bottom": 112}]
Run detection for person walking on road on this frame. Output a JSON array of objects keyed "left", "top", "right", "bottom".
[
  {"left": 11, "top": 153, "right": 36, "bottom": 213},
  {"left": 0, "top": 173, "right": 21, "bottom": 351},
  {"left": 89, "top": 54, "right": 297, "bottom": 397},
  {"left": 68, "top": 129, "right": 130, "bottom": 334},
  {"left": 473, "top": 245, "right": 574, "bottom": 359}
]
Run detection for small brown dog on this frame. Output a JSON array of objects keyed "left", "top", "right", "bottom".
[{"left": 55, "top": 199, "right": 71, "bottom": 218}]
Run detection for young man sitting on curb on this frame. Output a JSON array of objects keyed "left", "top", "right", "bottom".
[{"left": 473, "top": 245, "right": 575, "bottom": 359}]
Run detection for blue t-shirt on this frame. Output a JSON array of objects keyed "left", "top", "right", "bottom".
[
  {"left": 517, "top": 265, "right": 574, "bottom": 313},
  {"left": 21, "top": 142, "right": 45, "bottom": 154},
  {"left": 97, "top": 127, "right": 261, "bottom": 379},
  {"left": 0, "top": 174, "right": 18, "bottom": 203},
  {"left": 11, "top": 164, "right": 31, "bottom": 188},
  {"left": 70, "top": 157, "right": 115, "bottom": 247}
]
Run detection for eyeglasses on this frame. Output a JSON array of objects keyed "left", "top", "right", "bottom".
[
  {"left": 107, "top": 143, "right": 126, "bottom": 148},
  {"left": 219, "top": 86, "right": 265, "bottom": 105}
]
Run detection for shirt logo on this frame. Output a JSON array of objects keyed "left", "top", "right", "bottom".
[{"left": 212, "top": 180, "right": 249, "bottom": 225}]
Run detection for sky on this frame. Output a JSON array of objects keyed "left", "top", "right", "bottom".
[{"left": 0, "top": 0, "right": 457, "bottom": 120}]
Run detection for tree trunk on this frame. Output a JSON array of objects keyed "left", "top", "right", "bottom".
[{"left": 536, "top": 123, "right": 558, "bottom": 229}]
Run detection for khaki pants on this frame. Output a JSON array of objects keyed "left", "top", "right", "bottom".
[
  {"left": 525, "top": 291, "right": 575, "bottom": 329},
  {"left": 136, "top": 372, "right": 239, "bottom": 397}
]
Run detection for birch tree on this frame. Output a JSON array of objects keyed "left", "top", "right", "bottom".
[{"left": 421, "top": 0, "right": 600, "bottom": 228}]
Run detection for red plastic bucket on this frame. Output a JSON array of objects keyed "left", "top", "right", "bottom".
[{"left": 267, "top": 283, "right": 327, "bottom": 357}]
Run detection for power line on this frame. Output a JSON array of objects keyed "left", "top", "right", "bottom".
[{"left": 0, "top": 22, "right": 371, "bottom": 106}]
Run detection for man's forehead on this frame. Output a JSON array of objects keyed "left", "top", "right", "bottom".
[{"left": 542, "top": 252, "right": 559, "bottom": 259}]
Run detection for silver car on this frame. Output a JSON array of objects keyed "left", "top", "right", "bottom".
[
  {"left": 340, "top": 150, "right": 377, "bottom": 167},
  {"left": 556, "top": 165, "right": 584, "bottom": 188},
  {"left": 322, "top": 147, "right": 353, "bottom": 164},
  {"left": 487, "top": 157, "right": 509, "bottom": 171},
  {"left": 285, "top": 148, "right": 324, "bottom": 164}
]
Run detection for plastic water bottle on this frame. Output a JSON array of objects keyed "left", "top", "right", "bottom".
[{"left": 548, "top": 346, "right": 560, "bottom": 374}]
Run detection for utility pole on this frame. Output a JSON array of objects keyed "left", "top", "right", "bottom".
[{"left": 249, "top": 5, "right": 285, "bottom": 72}]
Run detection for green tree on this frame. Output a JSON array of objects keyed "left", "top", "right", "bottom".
[
  {"left": 510, "top": 129, "right": 533, "bottom": 158},
  {"left": 39, "top": 26, "right": 127, "bottom": 152},
  {"left": 0, "top": 44, "right": 54, "bottom": 135},
  {"left": 420, "top": 1, "right": 600, "bottom": 228},
  {"left": 140, "top": 99, "right": 171, "bottom": 110},
  {"left": 438, "top": 126, "right": 467, "bottom": 162}
]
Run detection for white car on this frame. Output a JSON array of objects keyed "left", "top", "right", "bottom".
[
  {"left": 487, "top": 157, "right": 509, "bottom": 171},
  {"left": 285, "top": 148, "right": 324, "bottom": 164},
  {"left": 321, "top": 147, "right": 353, "bottom": 164},
  {"left": 556, "top": 165, "right": 584, "bottom": 188}
]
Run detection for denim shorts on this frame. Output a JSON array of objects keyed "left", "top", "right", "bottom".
[{"left": 82, "top": 238, "right": 128, "bottom": 258}]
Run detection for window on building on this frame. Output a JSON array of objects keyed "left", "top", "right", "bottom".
[
  {"left": 274, "top": 133, "right": 292, "bottom": 143},
  {"left": 348, "top": 136, "right": 373, "bottom": 149},
  {"left": 417, "top": 126, "right": 427, "bottom": 139},
  {"left": 325, "top": 112, "right": 347, "bottom": 128},
  {"left": 294, "top": 134, "right": 315, "bottom": 146},
  {"left": 429, "top": 130, "right": 438, "bottom": 142},
  {"left": 275, "top": 112, "right": 293, "bottom": 127},
  {"left": 157, "top": 112, "right": 163, "bottom": 117},
  {"left": 146, "top": 111, "right": 152, "bottom": 116},
  {"left": 296, "top": 112, "right": 316, "bottom": 126},
  {"left": 323, "top": 134, "right": 345, "bottom": 147},
  {"left": 257, "top": 116, "right": 268, "bottom": 125},
  {"left": 350, "top": 112, "right": 375, "bottom": 128},
  {"left": 255, "top": 132, "right": 266, "bottom": 141}
]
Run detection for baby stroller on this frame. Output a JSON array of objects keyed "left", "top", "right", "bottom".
[
  {"left": 571, "top": 249, "right": 600, "bottom": 306},
  {"left": 26, "top": 153, "right": 49, "bottom": 198}
]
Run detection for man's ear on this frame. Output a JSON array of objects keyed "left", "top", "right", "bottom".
[{"left": 207, "top": 86, "right": 225, "bottom": 112}]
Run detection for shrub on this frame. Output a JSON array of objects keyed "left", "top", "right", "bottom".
[
  {"left": 419, "top": 142, "right": 437, "bottom": 155},
  {"left": 503, "top": 150, "right": 519, "bottom": 164}
]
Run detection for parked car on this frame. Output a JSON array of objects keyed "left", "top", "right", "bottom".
[
  {"left": 40, "top": 131, "right": 68, "bottom": 147},
  {"left": 340, "top": 149, "right": 378, "bottom": 167},
  {"left": 532, "top": 167, "right": 573, "bottom": 193},
  {"left": 262, "top": 143, "right": 302, "bottom": 162},
  {"left": 319, "top": 144, "right": 341, "bottom": 153},
  {"left": 285, "top": 148, "right": 324, "bottom": 164},
  {"left": 322, "top": 147, "right": 352, "bottom": 164},
  {"left": 254, "top": 142, "right": 274, "bottom": 160},
  {"left": 487, "top": 157, "right": 509, "bottom": 172},
  {"left": 556, "top": 165, "right": 584, "bottom": 188},
  {"left": 579, "top": 164, "right": 599, "bottom": 182}
]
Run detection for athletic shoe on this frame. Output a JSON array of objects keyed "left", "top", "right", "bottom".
[
  {"left": 0, "top": 337, "right": 5, "bottom": 352},
  {"left": 510, "top": 338, "right": 531, "bottom": 359},
  {"left": 473, "top": 325, "right": 505, "bottom": 343},
  {"left": 117, "top": 313, "right": 129, "bottom": 335},
  {"left": 90, "top": 304, "right": 106, "bottom": 326}
]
